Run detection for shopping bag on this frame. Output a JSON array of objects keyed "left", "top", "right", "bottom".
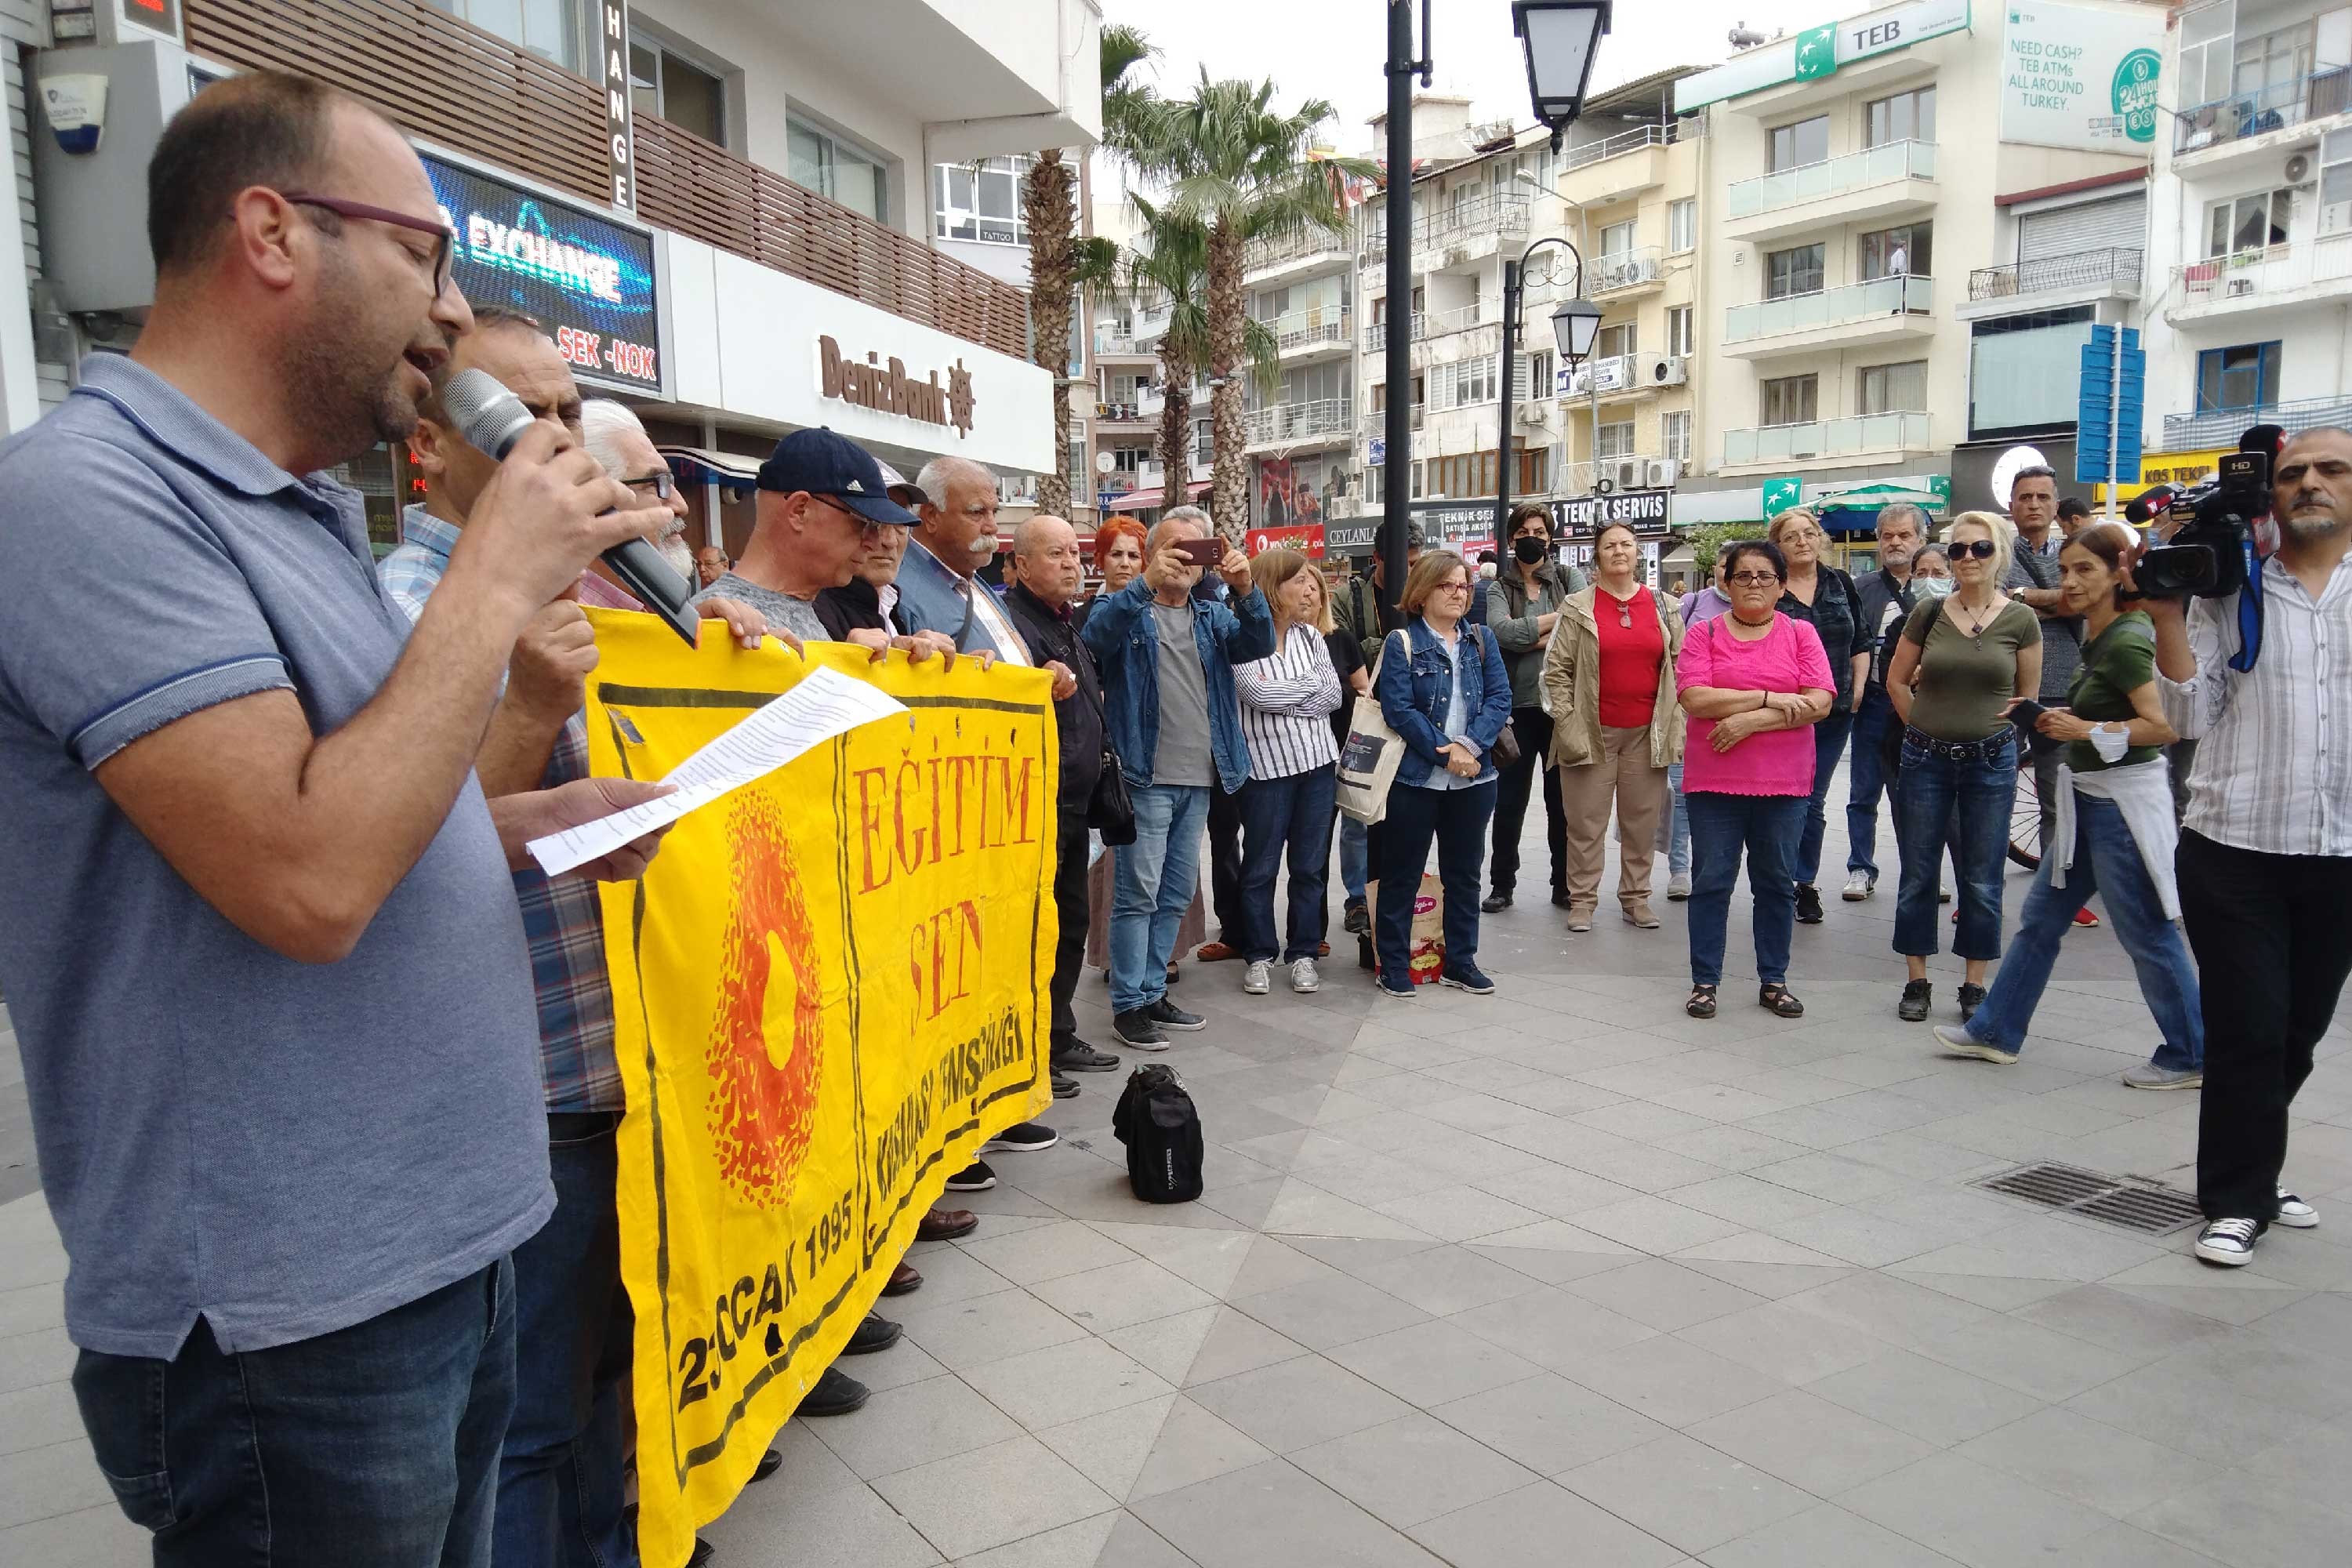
[
  {"left": 1336, "top": 648, "right": 1404, "bottom": 825},
  {"left": 1361, "top": 871, "right": 1446, "bottom": 984}
]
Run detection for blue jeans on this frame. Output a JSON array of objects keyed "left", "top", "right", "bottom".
[
  {"left": 1341, "top": 815, "right": 1370, "bottom": 902},
  {"left": 1375, "top": 779, "right": 1498, "bottom": 982},
  {"left": 1685, "top": 792, "right": 1806, "bottom": 988},
  {"left": 71, "top": 1258, "right": 516, "bottom": 1566},
  {"left": 1238, "top": 765, "right": 1338, "bottom": 962},
  {"left": 1655, "top": 762, "right": 1691, "bottom": 878},
  {"left": 1112, "top": 781, "right": 1209, "bottom": 1012},
  {"left": 497, "top": 1116, "right": 635, "bottom": 1568},
  {"left": 1895, "top": 731, "right": 2016, "bottom": 960},
  {"left": 1796, "top": 710, "right": 1855, "bottom": 887},
  {"left": 1964, "top": 794, "right": 2202, "bottom": 1069},
  {"left": 1845, "top": 687, "right": 1893, "bottom": 879}
]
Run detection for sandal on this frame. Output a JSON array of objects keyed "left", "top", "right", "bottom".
[
  {"left": 1686, "top": 984, "right": 1718, "bottom": 1019},
  {"left": 1759, "top": 984, "right": 1805, "bottom": 1018}
]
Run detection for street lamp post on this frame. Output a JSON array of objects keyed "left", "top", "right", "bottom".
[
  {"left": 1380, "top": 0, "right": 1432, "bottom": 621},
  {"left": 1495, "top": 246, "right": 1602, "bottom": 542}
]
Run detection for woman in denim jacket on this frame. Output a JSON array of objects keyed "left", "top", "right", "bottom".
[{"left": 1373, "top": 550, "right": 1514, "bottom": 998}]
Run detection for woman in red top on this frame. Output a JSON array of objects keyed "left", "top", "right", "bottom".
[{"left": 1538, "top": 521, "right": 1686, "bottom": 930}]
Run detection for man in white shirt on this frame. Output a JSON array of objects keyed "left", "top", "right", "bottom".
[{"left": 2143, "top": 426, "right": 2352, "bottom": 1267}]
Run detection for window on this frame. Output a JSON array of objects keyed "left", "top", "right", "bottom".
[
  {"left": 1864, "top": 86, "right": 1936, "bottom": 147},
  {"left": 1858, "top": 359, "right": 1927, "bottom": 415},
  {"left": 431, "top": 0, "right": 581, "bottom": 71},
  {"left": 1518, "top": 444, "right": 1548, "bottom": 495},
  {"left": 2197, "top": 341, "right": 2281, "bottom": 412},
  {"left": 2323, "top": 127, "right": 2352, "bottom": 236},
  {"left": 2179, "top": 3, "right": 2234, "bottom": 106},
  {"left": 1370, "top": 382, "right": 1386, "bottom": 412},
  {"left": 1668, "top": 306, "right": 1694, "bottom": 358},
  {"left": 1196, "top": 419, "right": 1214, "bottom": 466},
  {"left": 1526, "top": 350, "right": 1555, "bottom": 400},
  {"left": 1430, "top": 451, "right": 1501, "bottom": 499},
  {"left": 1661, "top": 409, "right": 1691, "bottom": 463},
  {"left": 1668, "top": 198, "right": 1695, "bottom": 253},
  {"left": 1969, "top": 306, "right": 2093, "bottom": 439},
  {"left": 1433, "top": 355, "right": 1497, "bottom": 408},
  {"left": 1254, "top": 285, "right": 1290, "bottom": 322},
  {"left": 630, "top": 36, "right": 726, "bottom": 146},
  {"left": 2235, "top": 21, "right": 2316, "bottom": 100},
  {"left": 1761, "top": 374, "right": 1818, "bottom": 426},
  {"left": 2206, "top": 190, "right": 2292, "bottom": 258},
  {"left": 1766, "top": 243, "right": 1824, "bottom": 299},
  {"left": 1410, "top": 460, "right": 1425, "bottom": 499},
  {"left": 1067, "top": 438, "right": 1087, "bottom": 493},
  {"left": 1860, "top": 223, "right": 1932, "bottom": 279},
  {"left": 1109, "top": 446, "right": 1145, "bottom": 475},
  {"left": 1598, "top": 219, "right": 1637, "bottom": 260},
  {"left": 1596, "top": 421, "right": 1636, "bottom": 459},
  {"left": 935, "top": 156, "right": 1031, "bottom": 245},
  {"left": 789, "top": 116, "right": 888, "bottom": 224},
  {"left": 1595, "top": 322, "right": 1637, "bottom": 362},
  {"left": 1768, "top": 114, "right": 1828, "bottom": 172}
]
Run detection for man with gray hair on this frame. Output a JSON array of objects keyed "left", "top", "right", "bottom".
[
  {"left": 1842, "top": 499, "right": 1927, "bottom": 899},
  {"left": 898, "top": 455, "right": 1031, "bottom": 662},
  {"left": 1082, "top": 509, "right": 1272, "bottom": 1048},
  {"left": 580, "top": 398, "right": 696, "bottom": 583}
]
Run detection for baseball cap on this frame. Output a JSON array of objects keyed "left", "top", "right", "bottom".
[
  {"left": 756, "top": 428, "right": 917, "bottom": 524},
  {"left": 873, "top": 459, "right": 926, "bottom": 511}
]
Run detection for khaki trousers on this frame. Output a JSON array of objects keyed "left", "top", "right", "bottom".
[{"left": 1558, "top": 724, "right": 1668, "bottom": 909}]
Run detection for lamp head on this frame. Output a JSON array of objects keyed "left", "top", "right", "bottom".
[
  {"left": 1514, "top": 1, "right": 1613, "bottom": 142},
  {"left": 1551, "top": 296, "right": 1603, "bottom": 364}
]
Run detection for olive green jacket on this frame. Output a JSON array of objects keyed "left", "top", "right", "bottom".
[{"left": 1538, "top": 585, "right": 1686, "bottom": 770}]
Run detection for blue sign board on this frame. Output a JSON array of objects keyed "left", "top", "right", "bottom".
[
  {"left": 423, "top": 153, "right": 663, "bottom": 394},
  {"left": 2076, "top": 323, "right": 2144, "bottom": 485},
  {"left": 1367, "top": 436, "right": 1386, "bottom": 468}
]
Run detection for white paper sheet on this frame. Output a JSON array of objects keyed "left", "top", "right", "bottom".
[{"left": 526, "top": 666, "right": 908, "bottom": 877}]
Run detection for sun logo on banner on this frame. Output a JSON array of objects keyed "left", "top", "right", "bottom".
[{"left": 706, "top": 793, "right": 826, "bottom": 1203}]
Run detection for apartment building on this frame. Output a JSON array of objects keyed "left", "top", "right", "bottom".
[
  {"left": 1674, "top": 0, "right": 2162, "bottom": 528},
  {"left": 2137, "top": 0, "right": 2352, "bottom": 488},
  {"left": 14, "top": 0, "right": 1096, "bottom": 557},
  {"left": 1239, "top": 182, "right": 1363, "bottom": 539},
  {"left": 1348, "top": 74, "right": 1704, "bottom": 563}
]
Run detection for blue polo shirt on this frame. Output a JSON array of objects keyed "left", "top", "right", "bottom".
[{"left": 0, "top": 354, "right": 550, "bottom": 1358}]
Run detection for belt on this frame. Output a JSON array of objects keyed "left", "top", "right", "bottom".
[{"left": 1902, "top": 725, "right": 2013, "bottom": 763}]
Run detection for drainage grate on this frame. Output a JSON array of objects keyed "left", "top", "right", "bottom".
[{"left": 1974, "top": 1161, "right": 2205, "bottom": 1236}]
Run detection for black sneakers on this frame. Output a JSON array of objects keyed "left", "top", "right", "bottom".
[
  {"left": 982, "top": 1121, "right": 1058, "bottom": 1154},
  {"left": 1481, "top": 891, "right": 1512, "bottom": 913},
  {"left": 1146, "top": 997, "right": 1205, "bottom": 1031},
  {"left": 944, "top": 1160, "right": 996, "bottom": 1192},
  {"left": 1898, "top": 979, "right": 1933, "bottom": 1022},
  {"left": 1053, "top": 1040, "right": 1121, "bottom": 1072},
  {"left": 1440, "top": 964, "right": 1496, "bottom": 995},
  {"left": 1343, "top": 898, "right": 1370, "bottom": 935},
  {"left": 1958, "top": 982, "right": 1987, "bottom": 1022},
  {"left": 1795, "top": 884, "right": 1825, "bottom": 924},
  {"left": 800, "top": 1365, "right": 869, "bottom": 1416},
  {"left": 1112, "top": 1009, "right": 1169, "bottom": 1051},
  {"left": 844, "top": 1313, "right": 901, "bottom": 1355}
]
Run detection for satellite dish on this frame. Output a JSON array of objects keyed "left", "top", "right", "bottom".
[
  {"left": 1988, "top": 445, "right": 2049, "bottom": 511},
  {"left": 1095, "top": 451, "right": 1116, "bottom": 474}
]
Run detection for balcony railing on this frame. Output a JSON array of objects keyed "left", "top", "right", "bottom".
[
  {"left": 1969, "top": 247, "right": 2143, "bottom": 300},
  {"left": 1095, "top": 393, "right": 1163, "bottom": 425},
  {"left": 1728, "top": 139, "right": 1935, "bottom": 220},
  {"left": 1244, "top": 225, "right": 1355, "bottom": 274},
  {"left": 1565, "top": 353, "right": 1642, "bottom": 397},
  {"left": 1369, "top": 192, "right": 1530, "bottom": 263},
  {"left": 1723, "top": 412, "right": 1932, "bottom": 466},
  {"left": 185, "top": 0, "right": 1029, "bottom": 361},
  {"left": 1560, "top": 121, "right": 1690, "bottom": 173},
  {"left": 2174, "top": 65, "right": 2352, "bottom": 156},
  {"left": 1363, "top": 301, "right": 1485, "bottom": 351},
  {"left": 2164, "top": 393, "right": 2352, "bottom": 448},
  {"left": 1265, "top": 308, "right": 1352, "bottom": 353},
  {"left": 1245, "top": 398, "right": 1354, "bottom": 444},
  {"left": 1588, "top": 246, "right": 1664, "bottom": 294},
  {"left": 2172, "top": 239, "right": 2352, "bottom": 308},
  {"left": 1094, "top": 326, "right": 1152, "bottom": 355},
  {"left": 1725, "top": 275, "right": 1933, "bottom": 343}
]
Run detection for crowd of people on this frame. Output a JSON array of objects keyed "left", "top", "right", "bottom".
[{"left": 1, "top": 66, "right": 2348, "bottom": 1568}]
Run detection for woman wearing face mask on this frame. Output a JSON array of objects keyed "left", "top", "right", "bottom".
[
  {"left": 1541, "top": 521, "right": 1684, "bottom": 931},
  {"left": 1935, "top": 524, "right": 2200, "bottom": 1088},
  {"left": 1885, "top": 514, "right": 2042, "bottom": 1023},
  {"left": 1765, "top": 510, "right": 1873, "bottom": 927},
  {"left": 1483, "top": 504, "right": 1587, "bottom": 913}
]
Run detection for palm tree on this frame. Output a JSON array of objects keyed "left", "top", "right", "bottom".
[
  {"left": 1121, "top": 201, "right": 1278, "bottom": 511},
  {"left": 1119, "top": 75, "right": 1377, "bottom": 540},
  {"left": 1021, "top": 24, "right": 1154, "bottom": 518}
]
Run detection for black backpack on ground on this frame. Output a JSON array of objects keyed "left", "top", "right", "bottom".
[{"left": 1112, "top": 1065, "right": 1204, "bottom": 1203}]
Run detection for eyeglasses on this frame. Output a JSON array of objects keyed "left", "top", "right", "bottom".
[
  {"left": 1435, "top": 580, "right": 1472, "bottom": 594},
  {"left": 1727, "top": 571, "right": 1783, "bottom": 586},
  {"left": 813, "top": 495, "right": 887, "bottom": 535},
  {"left": 622, "top": 471, "right": 677, "bottom": 500},
  {"left": 1953, "top": 539, "right": 1998, "bottom": 560},
  {"left": 275, "top": 191, "right": 456, "bottom": 296}
]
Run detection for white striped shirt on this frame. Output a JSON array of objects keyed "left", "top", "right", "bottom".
[
  {"left": 1234, "top": 625, "right": 1343, "bottom": 779},
  {"left": 2158, "top": 552, "right": 2352, "bottom": 857}
]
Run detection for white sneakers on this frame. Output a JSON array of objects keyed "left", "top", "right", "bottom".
[
  {"left": 2196, "top": 1188, "right": 2319, "bottom": 1267},
  {"left": 1241, "top": 960, "right": 1271, "bottom": 996},
  {"left": 1245, "top": 957, "right": 1321, "bottom": 993},
  {"left": 2277, "top": 1187, "right": 2319, "bottom": 1228},
  {"left": 1290, "top": 957, "right": 1320, "bottom": 994},
  {"left": 1842, "top": 873, "right": 1875, "bottom": 901}
]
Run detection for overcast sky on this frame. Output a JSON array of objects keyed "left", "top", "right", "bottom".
[{"left": 1098, "top": 0, "right": 1819, "bottom": 151}]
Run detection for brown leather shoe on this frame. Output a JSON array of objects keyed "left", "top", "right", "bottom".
[
  {"left": 882, "top": 1261, "right": 923, "bottom": 1296},
  {"left": 916, "top": 1208, "right": 977, "bottom": 1242},
  {"left": 1193, "top": 942, "right": 1238, "bottom": 962}
]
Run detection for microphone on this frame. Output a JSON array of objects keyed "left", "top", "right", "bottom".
[
  {"left": 441, "top": 368, "right": 701, "bottom": 647},
  {"left": 2122, "top": 485, "right": 2178, "bottom": 525}
]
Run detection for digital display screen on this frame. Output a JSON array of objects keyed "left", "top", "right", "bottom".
[{"left": 423, "top": 153, "right": 662, "bottom": 394}]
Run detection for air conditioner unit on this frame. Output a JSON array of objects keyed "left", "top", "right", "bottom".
[
  {"left": 1644, "top": 354, "right": 1688, "bottom": 387},
  {"left": 1646, "top": 457, "right": 1682, "bottom": 488},
  {"left": 1606, "top": 458, "right": 1644, "bottom": 492},
  {"left": 2286, "top": 151, "right": 2314, "bottom": 184},
  {"left": 1515, "top": 401, "right": 1552, "bottom": 426}
]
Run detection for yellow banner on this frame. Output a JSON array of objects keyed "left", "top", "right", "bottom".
[
  {"left": 2091, "top": 448, "right": 2227, "bottom": 503},
  {"left": 582, "top": 612, "right": 1058, "bottom": 1568}
]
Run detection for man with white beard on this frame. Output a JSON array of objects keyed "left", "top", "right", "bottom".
[{"left": 581, "top": 397, "right": 698, "bottom": 584}]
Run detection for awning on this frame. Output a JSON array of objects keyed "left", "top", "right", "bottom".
[
  {"left": 1105, "top": 481, "right": 1209, "bottom": 513},
  {"left": 659, "top": 445, "right": 762, "bottom": 492},
  {"left": 1806, "top": 479, "right": 1948, "bottom": 515}
]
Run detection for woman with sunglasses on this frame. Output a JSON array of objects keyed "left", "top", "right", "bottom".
[
  {"left": 1674, "top": 540, "right": 1835, "bottom": 1020},
  {"left": 1934, "top": 524, "right": 2201, "bottom": 1087},
  {"left": 1885, "top": 512, "right": 2042, "bottom": 1023},
  {"left": 1373, "top": 551, "right": 1513, "bottom": 996},
  {"left": 1541, "top": 520, "right": 1683, "bottom": 931},
  {"left": 1765, "top": 510, "right": 1873, "bottom": 926}
]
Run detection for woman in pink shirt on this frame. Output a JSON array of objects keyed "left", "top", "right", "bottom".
[{"left": 1675, "top": 539, "right": 1835, "bottom": 1019}]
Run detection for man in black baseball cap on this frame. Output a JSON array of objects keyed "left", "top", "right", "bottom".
[{"left": 693, "top": 428, "right": 921, "bottom": 645}]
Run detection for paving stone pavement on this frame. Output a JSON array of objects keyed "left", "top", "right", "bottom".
[{"left": 5, "top": 772, "right": 2352, "bottom": 1566}]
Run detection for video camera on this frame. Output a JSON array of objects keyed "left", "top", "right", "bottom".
[{"left": 2122, "top": 423, "right": 2280, "bottom": 601}]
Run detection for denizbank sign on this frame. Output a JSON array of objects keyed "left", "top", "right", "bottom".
[{"left": 1678, "top": 0, "right": 1971, "bottom": 110}]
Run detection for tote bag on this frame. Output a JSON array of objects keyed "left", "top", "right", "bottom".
[{"left": 1335, "top": 641, "right": 1406, "bottom": 825}]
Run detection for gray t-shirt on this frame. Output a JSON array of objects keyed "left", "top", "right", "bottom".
[
  {"left": 1149, "top": 598, "right": 1214, "bottom": 787},
  {"left": 2005, "top": 548, "right": 2081, "bottom": 702},
  {"left": 695, "top": 572, "right": 833, "bottom": 644},
  {"left": 0, "top": 355, "right": 550, "bottom": 1358}
]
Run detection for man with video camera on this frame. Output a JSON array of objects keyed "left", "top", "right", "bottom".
[{"left": 2138, "top": 426, "right": 2352, "bottom": 1268}]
